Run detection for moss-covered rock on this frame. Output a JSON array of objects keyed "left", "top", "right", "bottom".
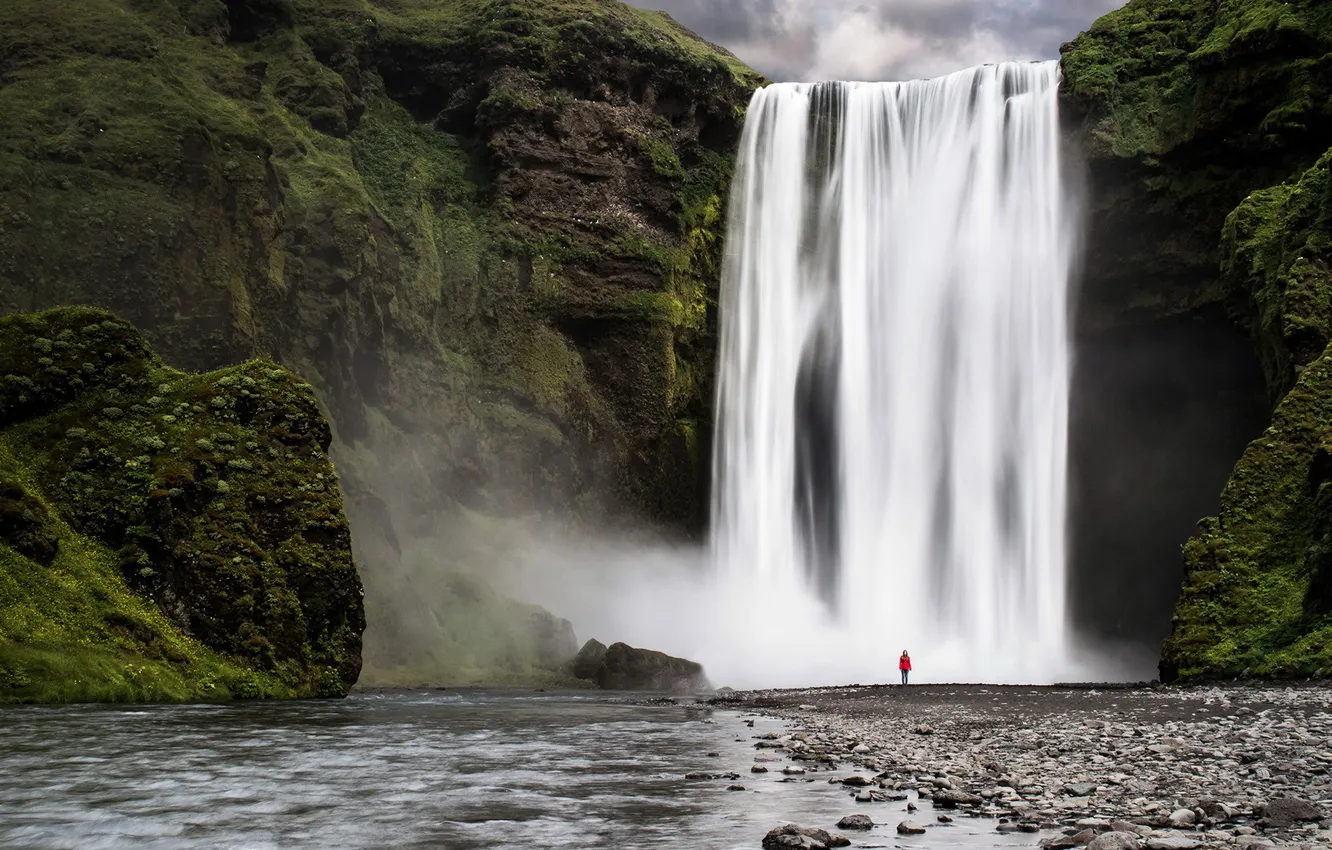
[
  {"left": 1061, "top": 0, "right": 1332, "bottom": 328},
  {"left": 0, "top": 307, "right": 364, "bottom": 703},
  {"left": 1063, "top": 0, "right": 1332, "bottom": 679},
  {"left": 0, "top": 0, "right": 761, "bottom": 683}
]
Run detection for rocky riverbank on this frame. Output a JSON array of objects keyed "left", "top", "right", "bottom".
[{"left": 711, "top": 684, "right": 1332, "bottom": 849}]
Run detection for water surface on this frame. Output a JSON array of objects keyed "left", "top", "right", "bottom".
[{"left": 0, "top": 692, "right": 1045, "bottom": 848}]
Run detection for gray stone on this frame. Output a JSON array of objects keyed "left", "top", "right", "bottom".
[
  {"left": 1260, "top": 796, "right": 1323, "bottom": 828},
  {"left": 1066, "top": 782, "right": 1097, "bottom": 797},
  {"left": 836, "top": 815, "right": 873, "bottom": 831},
  {"left": 761, "top": 825, "right": 851, "bottom": 850},
  {"left": 1145, "top": 838, "right": 1200, "bottom": 850},
  {"left": 931, "top": 789, "right": 983, "bottom": 807},
  {"left": 897, "top": 821, "right": 927, "bottom": 835},
  {"left": 1167, "top": 808, "right": 1195, "bottom": 828},
  {"left": 1087, "top": 832, "right": 1142, "bottom": 850}
]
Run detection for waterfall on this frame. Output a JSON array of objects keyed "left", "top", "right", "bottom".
[{"left": 712, "top": 62, "right": 1076, "bottom": 683}]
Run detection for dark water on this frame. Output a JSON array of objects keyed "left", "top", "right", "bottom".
[{"left": 0, "top": 692, "right": 1044, "bottom": 849}]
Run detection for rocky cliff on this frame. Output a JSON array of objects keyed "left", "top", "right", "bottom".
[
  {"left": 0, "top": 0, "right": 761, "bottom": 682},
  {"left": 0, "top": 307, "right": 364, "bottom": 703},
  {"left": 1062, "top": 0, "right": 1332, "bottom": 678}
]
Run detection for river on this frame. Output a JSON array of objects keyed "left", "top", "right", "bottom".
[{"left": 0, "top": 691, "right": 1047, "bottom": 848}]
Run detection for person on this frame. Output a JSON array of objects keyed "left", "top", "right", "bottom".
[{"left": 899, "top": 650, "right": 911, "bottom": 686}]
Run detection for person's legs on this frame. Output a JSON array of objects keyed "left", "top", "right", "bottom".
[{"left": 900, "top": 670, "right": 907, "bottom": 686}]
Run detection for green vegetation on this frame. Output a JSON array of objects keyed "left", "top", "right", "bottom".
[
  {"left": 0, "top": 0, "right": 760, "bottom": 688},
  {"left": 1064, "top": 0, "right": 1332, "bottom": 679},
  {"left": 0, "top": 307, "right": 364, "bottom": 703}
]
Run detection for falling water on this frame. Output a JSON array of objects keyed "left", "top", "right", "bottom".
[{"left": 712, "top": 62, "right": 1076, "bottom": 683}]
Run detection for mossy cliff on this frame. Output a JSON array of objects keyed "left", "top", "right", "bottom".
[
  {"left": 1062, "top": 0, "right": 1332, "bottom": 678},
  {"left": 0, "top": 0, "right": 761, "bottom": 682},
  {"left": 0, "top": 307, "right": 364, "bottom": 703}
]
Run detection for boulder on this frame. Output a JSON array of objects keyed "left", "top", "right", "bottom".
[
  {"left": 570, "top": 639, "right": 608, "bottom": 681},
  {"left": 761, "top": 825, "right": 850, "bottom": 850},
  {"left": 836, "top": 815, "right": 873, "bottom": 831},
  {"left": 1260, "top": 796, "right": 1323, "bottom": 828},
  {"left": 931, "top": 789, "right": 983, "bottom": 807},
  {"left": 574, "top": 641, "right": 710, "bottom": 692},
  {"left": 896, "top": 821, "right": 927, "bottom": 835}
]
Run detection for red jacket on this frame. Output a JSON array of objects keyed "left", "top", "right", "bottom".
[{"left": 899, "top": 655, "right": 911, "bottom": 671}]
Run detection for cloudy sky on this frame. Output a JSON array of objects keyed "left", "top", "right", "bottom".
[{"left": 629, "top": 0, "right": 1125, "bottom": 82}]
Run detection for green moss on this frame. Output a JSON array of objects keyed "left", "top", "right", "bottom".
[
  {"left": 1162, "top": 345, "right": 1332, "bottom": 679},
  {"left": 0, "top": 307, "right": 364, "bottom": 703},
  {"left": 0, "top": 0, "right": 759, "bottom": 686},
  {"left": 1221, "top": 151, "right": 1332, "bottom": 399},
  {"left": 1062, "top": 0, "right": 1332, "bottom": 159}
]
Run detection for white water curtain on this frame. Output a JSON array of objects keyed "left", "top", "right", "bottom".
[{"left": 712, "top": 62, "right": 1076, "bottom": 681}]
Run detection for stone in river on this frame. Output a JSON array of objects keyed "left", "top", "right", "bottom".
[
  {"left": 782, "top": 767, "right": 805, "bottom": 775},
  {"left": 1259, "top": 796, "right": 1323, "bottom": 828},
  {"left": 841, "top": 775, "right": 872, "bottom": 786},
  {"left": 1086, "top": 832, "right": 1142, "bottom": 850},
  {"left": 931, "top": 789, "right": 983, "bottom": 807},
  {"left": 837, "top": 814, "right": 874, "bottom": 830},
  {"left": 897, "top": 820, "right": 927, "bottom": 835},
  {"left": 751, "top": 765, "right": 769, "bottom": 773},
  {"left": 727, "top": 784, "right": 745, "bottom": 791},
  {"left": 761, "top": 825, "right": 851, "bottom": 850}
]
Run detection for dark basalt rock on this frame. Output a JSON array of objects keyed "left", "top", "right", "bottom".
[
  {"left": 1062, "top": 0, "right": 1332, "bottom": 680},
  {"left": 570, "top": 639, "right": 708, "bottom": 692}
]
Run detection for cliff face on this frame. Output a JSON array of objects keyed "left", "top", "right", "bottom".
[
  {"left": 0, "top": 308, "right": 364, "bottom": 703},
  {"left": 0, "top": 0, "right": 761, "bottom": 680},
  {"left": 1062, "top": 0, "right": 1332, "bottom": 678}
]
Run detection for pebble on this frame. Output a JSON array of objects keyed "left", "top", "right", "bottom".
[{"left": 733, "top": 684, "right": 1332, "bottom": 849}]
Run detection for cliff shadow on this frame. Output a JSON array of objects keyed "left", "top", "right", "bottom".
[{"left": 1068, "top": 306, "right": 1270, "bottom": 658}]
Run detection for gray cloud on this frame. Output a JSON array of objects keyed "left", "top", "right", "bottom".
[{"left": 629, "top": 0, "right": 1125, "bottom": 81}]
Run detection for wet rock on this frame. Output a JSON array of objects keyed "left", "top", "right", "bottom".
[
  {"left": 1144, "top": 838, "right": 1200, "bottom": 850},
  {"left": 1086, "top": 832, "right": 1142, "bottom": 850},
  {"left": 782, "top": 767, "right": 805, "bottom": 775},
  {"left": 727, "top": 784, "right": 746, "bottom": 791},
  {"left": 1065, "top": 782, "right": 1097, "bottom": 796},
  {"left": 751, "top": 765, "right": 768, "bottom": 773},
  {"left": 937, "top": 815, "right": 953, "bottom": 823},
  {"left": 761, "top": 825, "right": 850, "bottom": 850},
  {"left": 837, "top": 814, "right": 874, "bottom": 830},
  {"left": 931, "top": 789, "right": 983, "bottom": 807},
  {"left": 1260, "top": 796, "right": 1323, "bottom": 828},
  {"left": 897, "top": 820, "right": 927, "bottom": 835},
  {"left": 840, "top": 775, "right": 873, "bottom": 786}
]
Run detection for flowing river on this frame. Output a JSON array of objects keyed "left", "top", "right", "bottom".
[{"left": 0, "top": 692, "right": 1048, "bottom": 849}]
